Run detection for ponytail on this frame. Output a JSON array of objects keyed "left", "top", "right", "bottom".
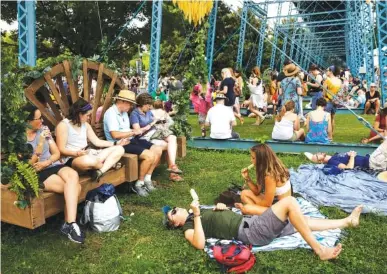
[{"left": 276, "top": 106, "right": 286, "bottom": 122}]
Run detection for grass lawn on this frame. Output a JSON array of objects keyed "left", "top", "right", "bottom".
[
  {"left": 188, "top": 113, "right": 376, "bottom": 144},
  {"left": 2, "top": 149, "right": 386, "bottom": 273}
]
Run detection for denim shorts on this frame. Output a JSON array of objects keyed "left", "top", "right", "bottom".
[{"left": 324, "top": 102, "right": 336, "bottom": 114}]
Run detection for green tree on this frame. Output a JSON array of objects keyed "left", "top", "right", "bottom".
[{"left": 1, "top": 1, "right": 153, "bottom": 64}]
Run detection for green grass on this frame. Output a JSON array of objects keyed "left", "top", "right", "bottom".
[
  {"left": 2, "top": 149, "right": 387, "bottom": 273},
  {"left": 188, "top": 113, "right": 376, "bottom": 144}
]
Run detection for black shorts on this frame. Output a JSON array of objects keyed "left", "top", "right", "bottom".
[
  {"left": 123, "top": 138, "right": 153, "bottom": 155},
  {"left": 64, "top": 158, "right": 74, "bottom": 167},
  {"left": 37, "top": 164, "right": 66, "bottom": 188}
]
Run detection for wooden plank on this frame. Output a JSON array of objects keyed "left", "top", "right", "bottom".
[
  {"left": 39, "top": 87, "right": 63, "bottom": 122},
  {"left": 43, "top": 168, "right": 126, "bottom": 218},
  {"left": 63, "top": 60, "right": 78, "bottom": 103},
  {"left": 177, "top": 136, "right": 187, "bottom": 158},
  {"left": 1, "top": 185, "right": 45, "bottom": 229},
  {"left": 91, "top": 63, "right": 105, "bottom": 125},
  {"left": 25, "top": 77, "right": 46, "bottom": 94},
  {"left": 55, "top": 76, "right": 70, "bottom": 117},
  {"left": 83, "top": 59, "right": 90, "bottom": 101},
  {"left": 86, "top": 60, "right": 99, "bottom": 71},
  {"left": 24, "top": 90, "right": 57, "bottom": 127},
  {"left": 49, "top": 63, "right": 64, "bottom": 78},
  {"left": 100, "top": 74, "right": 117, "bottom": 120},
  {"left": 44, "top": 73, "right": 67, "bottom": 121},
  {"left": 187, "top": 137, "right": 379, "bottom": 155},
  {"left": 122, "top": 153, "right": 139, "bottom": 182}
]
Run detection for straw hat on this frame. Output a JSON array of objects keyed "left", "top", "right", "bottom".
[
  {"left": 284, "top": 64, "right": 300, "bottom": 77},
  {"left": 114, "top": 90, "right": 136, "bottom": 104}
]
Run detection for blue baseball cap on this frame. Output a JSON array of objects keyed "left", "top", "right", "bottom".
[{"left": 162, "top": 206, "right": 172, "bottom": 227}]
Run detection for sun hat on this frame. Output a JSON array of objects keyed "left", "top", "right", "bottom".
[
  {"left": 114, "top": 90, "right": 136, "bottom": 104},
  {"left": 370, "top": 83, "right": 377, "bottom": 87},
  {"left": 283, "top": 64, "right": 300, "bottom": 77}
]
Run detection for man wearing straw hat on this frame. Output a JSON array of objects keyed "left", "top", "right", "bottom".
[{"left": 104, "top": 90, "right": 163, "bottom": 197}]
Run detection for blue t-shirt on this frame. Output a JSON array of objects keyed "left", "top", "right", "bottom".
[
  {"left": 327, "top": 153, "right": 370, "bottom": 169},
  {"left": 130, "top": 108, "right": 154, "bottom": 128},
  {"left": 103, "top": 104, "right": 131, "bottom": 142}
]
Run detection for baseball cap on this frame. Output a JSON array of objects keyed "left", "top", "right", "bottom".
[{"left": 162, "top": 206, "right": 172, "bottom": 228}]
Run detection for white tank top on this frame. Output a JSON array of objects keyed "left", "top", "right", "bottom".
[
  {"left": 272, "top": 119, "right": 294, "bottom": 140},
  {"left": 63, "top": 118, "right": 88, "bottom": 151}
]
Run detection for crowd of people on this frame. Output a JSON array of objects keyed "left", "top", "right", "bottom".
[
  {"left": 189, "top": 60, "right": 385, "bottom": 145},
  {"left": 25, "top": 88, "right": 183, "bottom": 244}
]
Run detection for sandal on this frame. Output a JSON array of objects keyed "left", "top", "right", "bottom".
[
  {"left": 90, "top": 169, "right": 104, "bottom": 182},
  {"left": 201, "top": 128, "right": 206, "bottom": 137},
  {"left": 167, "top": 164, "right": 183, "bottom": 174},
  {"left": 169, "top": 173, "right": 184, "bottom": 182},
  {"left": 113, "top": 162, "right": 122, "bottom": 170},
  {"left": 361, "top": 138, "right": 369, "bottom": 144}
]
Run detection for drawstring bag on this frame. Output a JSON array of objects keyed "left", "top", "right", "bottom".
[{"left": 80, "top": 183, "right": 123, "bottom": 232}]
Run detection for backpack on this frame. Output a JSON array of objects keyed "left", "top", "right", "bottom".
[
  {"left": 212, "top": 241, "right": 256, "bottom": 273},
  {"left": 80, "top": 183, "right": 123, "bottom": 232}
]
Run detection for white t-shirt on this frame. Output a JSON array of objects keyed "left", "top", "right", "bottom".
[{"left": 206, "top": 104, "right": 235, "bottom": 139}]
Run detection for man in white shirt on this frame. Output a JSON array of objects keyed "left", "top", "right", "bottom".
[
  {"left": 205, "top": 94, "right": 239, "bottom": 139},
  {"left": 103, "top": 90, "right": 163, "bottom": 197}
]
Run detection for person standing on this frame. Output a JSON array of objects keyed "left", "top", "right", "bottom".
[{"left": 279, "top": 64, "right": 302, "bottom": 115}]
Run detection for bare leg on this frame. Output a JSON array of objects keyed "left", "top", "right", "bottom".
[
  {"left": 306, "top": 205, "right": 363, "bottom": 231},
  {"left": 331, "top": 113, "right": 335, "bottom": 136},
  {"left": 240, "top": 189, "right": 265, "bottom": 205},
  {"left": 138, "top": 150, "right": 155, "bottom": 181},
  {"left": 271, "top": 197, "right": 343, "bottom": 260},
  {"left": 375, "top": 100, "right": 380, "bottom": 115},
  {"left": 148, "top": 145, "right": 163, "bottom": 174},
  {"left": 364, "top": 101, "right": 371, "bottom": 114},
  {"left": 165, "top": 135, "right": 177, "bottom": 166},
  {"left": 97, "top": 146, "right": 125, "bottom": 173},
  {"left": 235, "top": 203, "right": 268, "bottom": 215},
  {"left": 71, "top": 155, "right": 103, "bottom": 172},
  {"left": 43, "top": 167, "right": 81, "bottom": 223},
  {"left": 296, "top": 128, "right": 305, "bottom": 141}
]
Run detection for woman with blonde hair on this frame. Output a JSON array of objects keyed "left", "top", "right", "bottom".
[
  {"left": 272, "top": 100, "right": 305, "bottom": 141},
  {"left": 218, "top": 68, "right": 236, "bottom": 113},
  {"left": 235, "top": 144, "right": 292, "bottom": 215}
]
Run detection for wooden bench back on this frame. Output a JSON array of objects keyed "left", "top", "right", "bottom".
[{"left": 24, "top": 59, "right": 125, "bottom": 133}]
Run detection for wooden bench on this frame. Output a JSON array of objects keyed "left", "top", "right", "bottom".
[{"left": 1, "top": 59, "right": 186, "bottom": 229}]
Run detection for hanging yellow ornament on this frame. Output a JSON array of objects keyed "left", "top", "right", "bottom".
[{"left": 172, "top": 0, "right": 214, "bottom": 26}]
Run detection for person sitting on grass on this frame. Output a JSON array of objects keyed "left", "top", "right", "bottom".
[
  {"left": 205, "top": 93, "right": 240, "bottom": 139},
  {"left": 235, "top": 144, "right": 292, "bottom": 217},
  {"left": 362, "top": 102, "right": 387, "bottom": 144},
  {"left": 56, "top": 98, "right": 128, "bottom": 182},
  {"left": 305, "top": 138, "right": 387, "bottom": 171},
  {"left": 130, "top": 93, "right": 183, "bottom": 182},
  {"left": 364, "top": 83, "right": 380, "bottom": 115},
  {"left": 305, "top": 98, "right": 332, "bottom": 144},
  {"left": 103, "top": 90, "right": 163, "bottom": 197},
  {"left": 272, "top": 100, "right": 305, "bottom": 142},
  {"left": 24, "top": 104, "right": 84, "bottom": 244},
  {"left": 162, "top": 198, "right": 363, "bottom": 261}
]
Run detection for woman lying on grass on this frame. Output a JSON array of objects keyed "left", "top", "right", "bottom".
[
  {"left": 163, "top": 198, "right": 363, "bottom": 261},
  {"left": 235, "top": 144, "right": 292, "bottom": 215}
]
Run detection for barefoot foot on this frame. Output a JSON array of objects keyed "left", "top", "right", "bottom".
[
  {"left": 317, "top": 244, "right": 343, "bottom": 260},
  {"left": 347, "top": 205, "right": 363, "bottom": 227}
]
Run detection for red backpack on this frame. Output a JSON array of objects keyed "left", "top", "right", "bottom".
[{"left": 212, "top": 242, "right": 256, "bottom": 273}]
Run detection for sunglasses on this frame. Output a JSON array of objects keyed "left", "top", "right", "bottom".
[{"left": 171, "top": 207, "right": 177, "bottom": 216}]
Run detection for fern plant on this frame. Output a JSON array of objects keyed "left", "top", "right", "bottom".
[{"left": 3, "top": 154, "right": 39, "bottom": 209}]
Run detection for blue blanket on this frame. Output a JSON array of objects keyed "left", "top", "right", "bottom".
[
  {"left": 204, "top": 198, "right": 342, "bottom": 256},
  {"left": 290, "top": 164, "right": 387, "bottom": 215}
]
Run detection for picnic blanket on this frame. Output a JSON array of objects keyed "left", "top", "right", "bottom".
[
  {"left": 290, "top": 164, "right": 387, "bottom": 215},
  {"left": 203, "top": 197, "right": 342, "bottom": 257}
]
